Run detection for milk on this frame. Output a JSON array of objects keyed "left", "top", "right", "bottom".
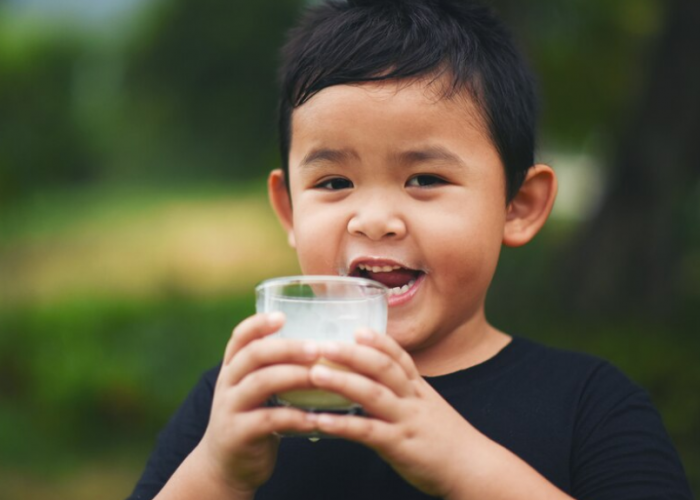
[{"left": 256, "top": 277, "right": 388, "bottom": 412}]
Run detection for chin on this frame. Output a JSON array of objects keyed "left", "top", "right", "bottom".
[{"left": 385, "top": 323, "right": 429, "bottom": 353}]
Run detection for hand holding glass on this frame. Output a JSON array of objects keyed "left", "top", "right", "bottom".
[{"left": 255, "top": 276, "right": 388, "bottom": 414}]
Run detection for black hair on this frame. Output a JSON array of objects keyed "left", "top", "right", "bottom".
[{"left": 278, "top": 0, "right": 537, "bottom": 202}]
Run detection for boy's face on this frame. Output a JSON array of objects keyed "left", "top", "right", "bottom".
[{"left": 271, "top": 78, "right": 510, "bottom": 359}]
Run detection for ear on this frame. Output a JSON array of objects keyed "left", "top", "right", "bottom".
[
  {"left": 503, "top": 164, "right": 557, "bottom": 247},
  {"left": 268, "top": 169, "right": 296, "bottom": 248}
]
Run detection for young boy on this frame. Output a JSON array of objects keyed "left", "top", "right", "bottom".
[{"left": 129, "top": 1, "right": 692, "bottom": 499}]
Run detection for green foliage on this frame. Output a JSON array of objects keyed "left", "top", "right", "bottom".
[
  {"left": 120, "top": 0, "right": 305, "bottom": 180},
  {"left": 0, "top": 292, "right": 254, "bottom": 467},
  {"left": 0, "top": 0, "right": 306, "bottom": 203},
  {"left": 491, "top": 0, "right": 665, "bottom": 150},
  {"left": 0, "top": 21, "right": 96, "bottom": 203}
]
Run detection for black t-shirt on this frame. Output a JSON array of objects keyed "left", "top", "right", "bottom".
[{"left": 127, "top": 337, "right": 693, "bottom": 499}]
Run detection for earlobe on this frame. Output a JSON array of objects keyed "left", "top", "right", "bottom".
[
  {"left": 268, "top": 169, "right": 296, "bottom": 248},
  {"left": 503, "top": 164, "right": 557, "bottom": 247}
]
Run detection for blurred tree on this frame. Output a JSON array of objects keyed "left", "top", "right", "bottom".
[
  {"left": 560, "top": 0, "right": 700, "bottom": 317},
  {"left": 0, "top": 28, "right": 96, "bottom": 204},
  {"left": 488, "top": 0, "right": 699, "bottom": 318},
  {"left": 491, "top": 0, "right": 664, "bottom": 150},
  {"left": 122, "top": 0, "right": 304, "bottom": 181}
]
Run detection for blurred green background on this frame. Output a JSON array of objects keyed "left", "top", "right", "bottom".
[{"left": 0, "top": 0, "right": 698, "bottom": 498}]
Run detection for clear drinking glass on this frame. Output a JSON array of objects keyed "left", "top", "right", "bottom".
[{"left": 255, "top": 276, "right": 388, "bottom": 414}]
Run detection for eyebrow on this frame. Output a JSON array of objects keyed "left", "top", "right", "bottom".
[
  {"left": 299, "top": 148, "right": 360, "bottom": 169},
  {"left": 393, "top": 146, "right": 468, "bottom": 169},
  {"left": 298, "top": 145, "right": 467, "bottom": 170}
]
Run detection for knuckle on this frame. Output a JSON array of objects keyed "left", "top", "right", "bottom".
[
  {"left": 400, "top": 423, "right": 418, "bottom": 441},
  {"left": 399, "top": 352, "right": 417, "bottom": 377},
  {"left": 245, "top": 342, "right": 266, "bottom": 365},
  {"left": 377, "top": 354, "right": 393, "bottom": 372},
  {"left": 260, "top": 409, "right": 275, "bottom": 428},
  {"left": 359, "top": 418, "right": 377, "bottom": 442},
  {"left": 244, "top": 370, "right": 263, "bottom": 389},
  {"left": 367, "top": 383, "right": 385, "bottom": 404}
]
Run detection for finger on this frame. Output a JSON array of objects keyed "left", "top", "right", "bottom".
[
  {"left": 229, "top": 364, "right": 315, "bottom": 411},
  {"left": 313, "top": 412, "right": 394, "bottom": 449},
  {"left": 223, "top": 312, "right": 285, "bottom": 365},
  {"left": 355, "top": 329, "right": 420, "bottom": 380},
  {"left": 318, "top": 342, "right": 413, "bottom": 398},
  {"left": 225, "top": 338, "right": 320, "bottom": 386},
  {"left": 308, "top": 363, "right": 399, "bottom": 420},
  {"left": 237, "top": 407, "right": 319, "bottom": 438}
]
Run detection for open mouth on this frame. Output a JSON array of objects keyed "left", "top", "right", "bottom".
[{"left": 349, "top": 262, "right": 424, "bottom": 299}]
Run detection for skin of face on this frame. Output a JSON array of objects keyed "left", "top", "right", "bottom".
[{"left": 269, "top": 78, "right": 555, "bottom": 375}]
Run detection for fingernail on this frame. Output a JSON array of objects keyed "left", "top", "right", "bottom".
[
  {"left": 311, "top": 364, "right": 332, "bottom": 381},
  {"left": 268, "top": 311, "right": 285, "bottom": 325},
  {"left": 355, "top": 328, "right": 375, "bottom": 342}
]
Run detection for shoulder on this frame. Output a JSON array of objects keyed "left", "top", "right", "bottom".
[
  {"left": 514, "top": 335, "right": 609, "bottom": 370},
  {"left": 431, "top": 335, "right": 640, "bottom": 403},
  {"left": 513, "top": 336, "right": 643, "bottom": 397},
  {"left": 505, "top": 337, "right": 655, "bottom": 435},
  {"left": 516, "top": 339, "right": 677, "bottom": 444},
  {"left": 509, "top": 339, "right": 693, "bottom": 498},
  {"left": 521, "top": 341, "right": 695, "bottom": 498}
]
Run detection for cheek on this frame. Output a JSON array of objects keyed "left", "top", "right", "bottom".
[
  {"left": 420, "top": 211, "right": 504, "bottom": 285},
  {"left": 292, "top": 206, "right": 344, "bottom": 273},
  {"left": 295, "top": 237, "right": 333, "bottom": 274}
]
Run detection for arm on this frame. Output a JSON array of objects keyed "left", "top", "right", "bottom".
[{"left": 152, "top": 445, "right": 259, "bottom": 500}]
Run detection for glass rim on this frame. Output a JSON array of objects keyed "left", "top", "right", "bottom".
[{"left": 255, "top": 275, "right": 389, "bottom": 294}]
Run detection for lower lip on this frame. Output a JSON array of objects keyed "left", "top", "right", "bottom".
[{"left": 387, "top": 273, "right": 425, "bottom": 307}]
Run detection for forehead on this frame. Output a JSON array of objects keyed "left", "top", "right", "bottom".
[
  {"left": 293, "top": 77, "right": 487, "bottom": 135},
  {"left": 288, "top": 78, "right": 497, "bottom": 170}
]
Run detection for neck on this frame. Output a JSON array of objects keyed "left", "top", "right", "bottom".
[{"left": 410, "top": 312, "right": 511, "bottom": 377}]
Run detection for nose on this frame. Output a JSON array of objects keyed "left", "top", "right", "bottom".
[{"left": 347, "top": 196, "right": 407, "bottom": 241}]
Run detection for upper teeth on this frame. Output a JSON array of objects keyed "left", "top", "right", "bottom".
[{"left": 358, "top": 264, "right": 402, "bottom": 272}]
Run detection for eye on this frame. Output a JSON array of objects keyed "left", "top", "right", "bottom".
[
  {"left": 315, "top": 177, "right": 354, "bottom": 190},
  {"left": 406, "top": 175, "right": 446, "bottom": 188}
]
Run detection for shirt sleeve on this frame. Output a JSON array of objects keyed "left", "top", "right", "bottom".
[
  {"left": 571, "top": 361, "right": 693, "bottom": 500},
  {"left": 125, "top": 365, "right": 219, "bottom": 500}
]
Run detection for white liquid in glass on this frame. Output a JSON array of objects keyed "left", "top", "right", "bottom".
[{"left": 256, "top": 278, "right": 387, "bottom": 412}]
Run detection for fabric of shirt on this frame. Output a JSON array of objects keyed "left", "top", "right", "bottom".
[{"left": 127, "top": 336, "right": 693, "bottom": 500}]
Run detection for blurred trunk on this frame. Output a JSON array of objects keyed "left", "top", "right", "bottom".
[{"left": 561, "top": 0, "right": 700, "bottom": 318}]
